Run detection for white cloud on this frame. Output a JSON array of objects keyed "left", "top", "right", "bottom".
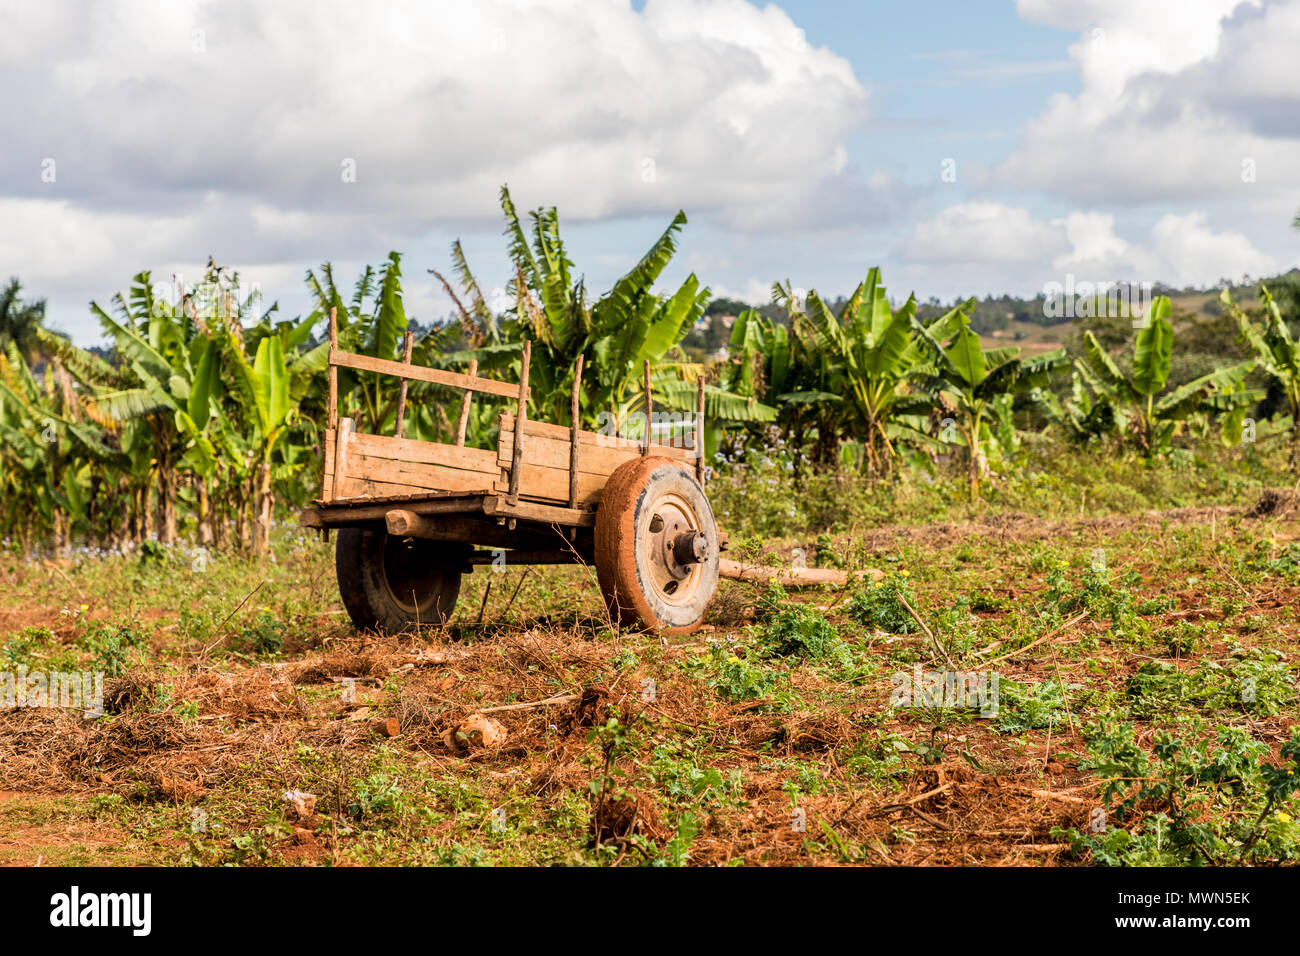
[
  {"left": 1001, "top": 0, "right": 1300, "bottom": 208},
  {"left": 1147, "top": 211, "right": 1279, "bottom": 285},
  {"left": 708, "top": 277, "right": 772, "bottom": 305},
  {"left": 901, "top": 201, "right": 1281, "bottom": 291},
  {"left": 0, "top": 0, "right": 866, "bottom": 224},
  {"left": 0, "top": 0, "right": 874, "bottom": 338},
  {"left": 901, "top": 202, "right": 1068, "bottom": 263},
  {"left": 1054, "top": 211, "right": 1129, "bottom": 268}
]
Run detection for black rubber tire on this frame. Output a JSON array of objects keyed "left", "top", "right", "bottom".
[
  {"left": 334, "top": 527, "right": 464, "bottom": 634},
  {"left": 594, "top": 456, "right": 719, "bottom": 634}
]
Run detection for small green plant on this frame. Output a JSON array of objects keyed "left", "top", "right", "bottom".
[
  {"left": 1163, "top": 620, "right": 1204, "bottom": 657},
  {"left": 587, "top": 716, "right": 647, "bottom": 850},
  {"left": 348, "top": 773, "right": 406, "bottom": 820},
  {"left": 137, "top": 540, "right": 168, "bottom": 568},
  {"left": 238, "top": 611, "right": 284, "bottom": 656},
  {"left": 846, "top": 572, "right": 917, "bottom": 633},
  {"left": 842, "top": 731, "right": 910, "bottom": 787},
  {"left": 652, "top": 812, "right": 699, "bottom": 867},
  {"left": 758, "top": 605, "right": 846, "bottom": 662},
  {"left": 698, "top": 644, "right": 778, "bottom": 702},
  {"left": 995, "top": 679, "right": 1070, "bottom": 734},
  {"left": 813, "top": 533, "right": 844, "bottom": 569},
  {"left": 1, "top": 627, "right": 46, "bottom": 666}
]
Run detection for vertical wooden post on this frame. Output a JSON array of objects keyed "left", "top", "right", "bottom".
[
  {"left": 569, "top": 354, "right": 584, "bottom": 508},
  {"left": 394, "top": 330, "right": 414, "bottom": 438},
  {"left": 326, "top": 307, "right": 339, "bottom": 501},
  {"left": 695, "top": 373, "right": 706, "bottom": 485},
  {"left": 456, "top": 359, "right": 478, "bottom": 446},
  {"left": 508, "top": 341, "right": 531, "bottom": 504},
  {"left": 327, "top": 307, "right": 339, "bottom": 431},
  {"left": 642, "top": 359, "right": 652, "bottom": 456}
]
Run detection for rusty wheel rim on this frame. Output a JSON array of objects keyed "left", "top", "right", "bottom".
[{"left": 642, "top": 491, "right": 707, "bottom": 607}]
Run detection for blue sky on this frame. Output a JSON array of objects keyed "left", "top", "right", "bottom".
[{"left": 2, "top": 0, "right": 1296, "bottom": 342}]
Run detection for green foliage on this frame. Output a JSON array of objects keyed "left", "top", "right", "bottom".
[
  {"left": 847, "top": 572, "right": 917, "bottom": 633},
  {"left": 994, "top": 679, "right": 1070, "bottom": 734},
  {"left": 80, "top": 625, "right": 144, "bottom": 678},
  {"left": 348, "top": 773, "right": 406, "bottom": 820},
  {"left": 238, "top": 611, "right": 285, "bottom": 656},
  {"left": 694, "top": 643, "right": 779, "bottom": 702},
  {"left": 1123, "top": 648, "right": 1293, "bottom": 719},
  {"left": 0, "top": 217, "right": 1287, "bottom": 557},
  {"left": 758, "top": 605, "right": 845, "bottom": 661},
  {"left": 1055, "top": 722, "right": 1300, "bottom": 865},
  {"left": 1075, "top": 296, "right": 1262, "bottom": 456}
]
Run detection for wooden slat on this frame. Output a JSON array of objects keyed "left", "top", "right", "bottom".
[
  {"left": 330, "top": 347, "right": 523, "bottom": 400},
  {"left": 394, "top": 330, "right": 414, "bottom": 438},
  {"left": 456, "top": 358, "right": 477, "bottom": 445},
  {"left": 499, "top": 432, "right": 642, "bottom": 477},
  {"left": 569, "top": 353, "right": 583, "bottom": 508},
  {"left": 333, "top": 417, "right": 354, "bottom": 499},
  {"left": 499, "top": 412, "right": 695, "bottom": 462},
  {"left": 343, "top": 452, "right": 498, "bottom": 495},
  {"left": 327, "top": 308, "right": 339, "bottom": 429},
  {"left": 494, "top": 463, "right": 605, "bottom": 506},
  {"left": 333, "top": 476, "right": 434, "bottom": 499},
  {"left": 642, "top": 359, "right": 652, "bottom": 457},
  {"left": 695, "top": 374, "right": 706, "bottom": 485},
  {"left": 349, "top": 431, "right": 498, "bottom": 475}
]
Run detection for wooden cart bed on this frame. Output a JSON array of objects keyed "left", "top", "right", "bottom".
[{"left": 303, "top": 314, "right": 703, "bottom": 535}]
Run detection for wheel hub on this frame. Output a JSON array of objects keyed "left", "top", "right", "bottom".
[{"left": 645, "top": 495, "right": 709, "bottom": 599}]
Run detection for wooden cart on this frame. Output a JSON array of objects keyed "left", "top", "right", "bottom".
[{"left": 299, "top": 309, "right": 721, "bottom": 635}]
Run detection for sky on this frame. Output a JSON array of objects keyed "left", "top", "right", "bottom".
[{"left": 2, "top": 0, "right": 1298, "bottom": 344}]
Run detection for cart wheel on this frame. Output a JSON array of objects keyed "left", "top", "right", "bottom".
[
  {"left": 335, "top": 527, "right": 463, "bottom": 634},
  {"left": 594, "top": 456, "right": 719, "bottom": 634}
]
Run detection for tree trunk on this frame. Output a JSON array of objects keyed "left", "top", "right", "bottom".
[
  {"left": 235, "top": 477, "right": 252, "bottom": 552},
  {"left": 116, "top": 484, "right": 130, "bottom": 552},
  {"left": 143, "top": 476, "right": 156, "bottom": 542},
  {"left": 197, "top": 480, "right": 214, "bottom": 546},
  {"left": 253, "top": 463, "right": 272, "bottom": 555},
  {"left": 212, "top": 483, "right": 227, "bottom": 550},
  {"left": 158, "top": 460, "right": 178, "bottom": 544}
]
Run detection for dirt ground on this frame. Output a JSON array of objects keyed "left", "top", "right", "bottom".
[{"left": 1, "top": 495, "right": 1298, "bottom": 866}]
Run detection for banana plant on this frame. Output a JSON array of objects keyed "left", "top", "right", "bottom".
[
  {"left": 0, "top": 344, "right": 126, "bottom": 548},
  {"left": 1078, "top": 296, "right": 1261, "bottom": 457},
  {"left": 1222, "top": 285, "right": 1300, "bottom": 468},
  {"left": 1033, "top": 371, "right": 1116, "bottom": 446},
  {"left": 440, "top": 186, "right": 764, "bottom": 451},
  {"left": 772, "top": 268, "right": 974, "bottom": 475},
  {"left": 916, "top": 310, "right": 1068, "bottom": 498},
  {"left": 641, "top": 307, "right": 780, "bottom": 460},
  {"left": 224, "top": 328, "right": 325, "bottom": 553},
  {"left": 0, "top": 279, "right": 51, "bottom": 365},
  {"left": 77, "top": 274, "right": 228, "bottom": 543},
  {"left": 304, "top": 252, "right": 409, "bottom": 435}
]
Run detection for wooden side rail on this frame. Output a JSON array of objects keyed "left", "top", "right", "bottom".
[
  {"left": 323, "top": 306, "right": 531, "bottom": 500},
  {"left": 328, "top": 347, "right": 523, "bottom": 400}
]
